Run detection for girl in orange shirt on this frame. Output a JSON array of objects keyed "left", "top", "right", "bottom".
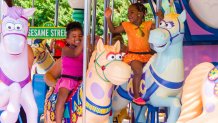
[{"left": 105, "top": 2, "right": 163, "bottom": 105}]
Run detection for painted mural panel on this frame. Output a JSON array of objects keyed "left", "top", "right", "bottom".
[
  {"left": 189, "top": 0, "right": 218, "bottom": 29},
  {"left": 184, "top": 45, "right": 218, "bottom": 77}
]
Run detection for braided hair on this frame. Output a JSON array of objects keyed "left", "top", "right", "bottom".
[
  {"left": 131, "top": 3, "right": 147, "bottom": 20},
  {"left": 4, "top": 0, "right": 13, "bottom": 7},
  {"left": 66, "top": 22, "right": 83, "bottom": 38}
]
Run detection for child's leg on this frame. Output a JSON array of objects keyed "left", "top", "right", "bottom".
[
  {"left": 55, "top": 87, "right": 70, "bottom": 123},
  {"left": 130, "top": 60, "right": 144, "bottom": 99}
]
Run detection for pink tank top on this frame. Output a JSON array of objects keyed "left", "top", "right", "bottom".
[{"left": 61, "top": 53, "right": 83, "bottom": 77}]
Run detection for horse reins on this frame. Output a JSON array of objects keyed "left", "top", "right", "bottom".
[
  {"left": 94, "top": 51, "right": 117, "bottom": 82},
  {"left": 160, "top": 19, "right": 184, "bottom": 44}
]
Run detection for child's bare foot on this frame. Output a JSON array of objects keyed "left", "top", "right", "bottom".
[{"left": 133, "top": 97, "right": 146, "bottom": 105}]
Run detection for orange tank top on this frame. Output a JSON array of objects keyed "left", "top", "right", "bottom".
[{"left": 122, "top": 21, "right": 152, "bottom": 52}]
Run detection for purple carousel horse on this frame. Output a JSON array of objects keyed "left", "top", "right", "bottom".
[{"left": 0, "top": 2, "right": 37, "bottom": 123}]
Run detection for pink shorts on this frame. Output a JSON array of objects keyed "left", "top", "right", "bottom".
[{"left": 54, "top": 78, "right": 81, "bottom": 93}]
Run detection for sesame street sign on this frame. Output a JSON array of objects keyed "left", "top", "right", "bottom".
[{"left": 28, "top": 27, "right": 66, "bottom": 39}]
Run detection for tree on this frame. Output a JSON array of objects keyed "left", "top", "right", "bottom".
[
  {"left": 14, "top": 0, "right": 73, "bottom": 27},
  {"left": 95, "top": 0, "right": 130, "bottom": 35},
  {"left": 95, "top": 0, "right": 154, "bottom": 36},
  {"left": 13, "top": 0, "right": 154, "bottom": 36}
]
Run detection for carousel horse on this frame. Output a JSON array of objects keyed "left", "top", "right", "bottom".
[
  {"left": 0, "top": 2, "right": 38, "bottom": 123},
  {"left": 177, "top": 62, "right": 218, "bottom": 123},
  {"left": 112, "top": 10, "right": 186, "bottom": 123},
  {"left": 44, "top": 40, "right": 132, "bottom": 123},
  {"left": 32, "top": 39, "right": 55, "bottom": 74}
]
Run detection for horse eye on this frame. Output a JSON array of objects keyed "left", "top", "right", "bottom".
[
  {"left": 160, "top": 22, "right": 163, "bottom": 25},
  {"left": 159, "top": 21, "right": 165, "bottom": 27},
  {"left": 166, "top": 22, "right": 174, "bottom": 29},
  {"left": 115, "top": 54, "right": 122, "bottom": 60},
  {"left": 107, "top": 54, "right": 116, "bottom": 61},
  {"left": 6, "top": 23, "right": 14, "bottom": 30},
  {"left": 15, "top": 24, "right": 23, "bottom": 30}
]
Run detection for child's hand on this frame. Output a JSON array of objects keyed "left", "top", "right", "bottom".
[
  {"left": 54, "top": 44, "right": 62, "bottom": 50},
  {"left": 170, "top": 0, "right": 174, "bottom": 7},
  {"left": 50, "top": 39, "right": 55, "bottom": 51},
  {"left": 105, "top": 7, "right": 112, "bottom": 19},
  {"left": 87, "top": 35, "right": 93, "bottom": 53},
  {"left": 156, "top": 10, "right": 164, "bottom": 20}
]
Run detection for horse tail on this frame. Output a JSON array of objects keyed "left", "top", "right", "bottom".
[{"left": 177, "top": 62, "right": 214, "bottom": 123}]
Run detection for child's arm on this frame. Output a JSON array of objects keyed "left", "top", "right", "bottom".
[
  {"left": 44, "top": 58, "right": 61, "bottom": 87},
  {"left": 151, "top": 9, "right": 164, "bottom": 29},
  {"left": 28, "top": 45, "right": 34, "bottom": 70},
  {"left": 62, "top": 38, "right": 84, "bottom": 57},
  {"left": 170, "top": 0, "right": 174, "bottom": 6},
  {"left": 105, "top": 7, "right": 125, "bottom": 34}
]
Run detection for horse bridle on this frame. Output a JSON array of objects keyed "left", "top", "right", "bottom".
[
  {"left": 94, "top": 51, "right": 120, "bottom": 82},
  {"left": 159, "top": 19, "right": 184, "bottom": 44},
  {"left": 1, "top": 15, "right": 29, "bottom": 39}
]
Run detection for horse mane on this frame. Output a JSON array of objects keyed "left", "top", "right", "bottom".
[{"left": 4, "top": 6, "right": 23, "bottom": 19}]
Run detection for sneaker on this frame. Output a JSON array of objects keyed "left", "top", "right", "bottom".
[{"left": 133, "top": 97, "right": 146, "bottom": 105}]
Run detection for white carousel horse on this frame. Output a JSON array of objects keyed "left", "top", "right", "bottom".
[
  {"left": 44, "top": 40, "right": 132, "bottom": 123},
  {"left": 177, "top": 62, "right": 218, "bottom": 123},
  {"left": 112, "top": 10, "right": 186, "bottom": 123},
  {"left": 0, "top": 2, "right": 37, "bottom": 123}
]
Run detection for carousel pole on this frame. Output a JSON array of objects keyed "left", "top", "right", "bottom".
[
  {"left": 109, "top": 0, "right": 114, "bottom": 45},
  {"left": 91, "top": 0, "right": 97, "bottom": 46},
  {"left": 155, "top": 0, "right": 161, "bottom": 28},
  {"left": 31, "top": 0, "right": 34, "bottom": 26},
  {"left": 55, "top": 0, "right": 59, "bottom": 27},
  {"left": 0, "top": 0, "right": 2, "bottom": 43},
  {"left": 82, "top": 0, "right": 90, "bottom": 122},
  {"left": 103, "top": 0, "right": 109, "bottom": 44},
  {"left": 0, "top": 0, "right": 2, "bottom": 20}
]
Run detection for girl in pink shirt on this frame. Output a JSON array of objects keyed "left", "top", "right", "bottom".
[{"left": 54, "top": 22, "right": 83, "bottom": 123}]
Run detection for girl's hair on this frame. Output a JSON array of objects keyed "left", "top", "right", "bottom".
[
  {"left": 66, "top": 22, "right": 83, "bottom": 37},
  {"left": 131, "top": 3, "right": 147, "bottom": 19},
  {"left": 4, "top": 0, "right": 13, "bottom": 7}
]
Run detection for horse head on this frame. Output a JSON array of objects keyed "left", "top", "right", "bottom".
[
  {"left": 149, "top": 10, "right": 186, "bottom": 53},
  {"left": 88, "top": 39, "right": 131, "bottom": 85},
  {"left": 0, "top": 2, "right": 35, "bottom": 55}
]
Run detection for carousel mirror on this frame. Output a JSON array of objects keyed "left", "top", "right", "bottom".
[{"left": 189, "top": 0, "right": 218, "bottom": 29}]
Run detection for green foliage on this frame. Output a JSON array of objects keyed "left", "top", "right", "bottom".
[
  {"left": 95, "top": 0, "right": 130, "bottom": 36},
  {"left": 13, "top": 0, "right": 154, "bottom": 37},
  {"left": 145, "top": 3, "right": 154, "bottom": 21},
  {"left": 14, "top": 0, "right": 73, "bottom": 27},
  {"left": 95, "top": 1, "right": 154, "bottom": 36}
]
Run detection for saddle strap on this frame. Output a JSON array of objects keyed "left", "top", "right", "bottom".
[{"left": 61, "top": 74, "right": 82, "bottom": 81}]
